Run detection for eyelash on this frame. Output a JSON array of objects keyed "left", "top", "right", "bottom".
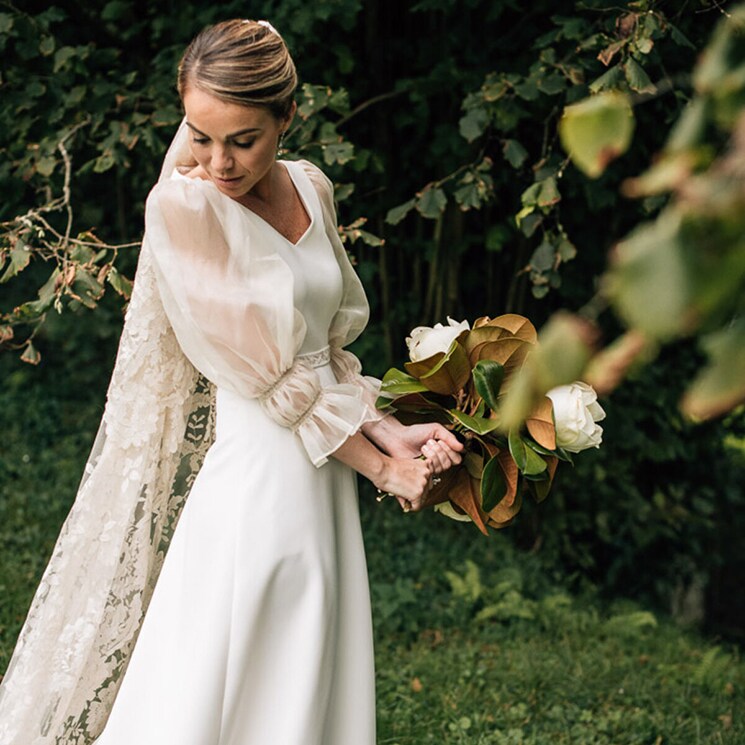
[{"left": 191, "top": 138, "right": 255, "bottom": 149}]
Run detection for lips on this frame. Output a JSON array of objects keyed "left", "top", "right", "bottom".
[{"left": 214, "top": 175, "right": 243, "bottom": 188}]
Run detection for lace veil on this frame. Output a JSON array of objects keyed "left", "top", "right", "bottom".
[{"left": 0, "top": 120, "right": 380, "bottom": 743}]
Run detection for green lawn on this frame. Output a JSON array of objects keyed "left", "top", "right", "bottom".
[{"left": 1, "top": 371, "right": 742, "bottom": 744}]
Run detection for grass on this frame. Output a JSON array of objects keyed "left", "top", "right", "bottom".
[{"left": 1, "top": 362, "right": 743, "bottom": 743}]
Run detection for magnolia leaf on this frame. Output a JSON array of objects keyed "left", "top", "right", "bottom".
[
  {"left": 509, "top": 430, "right": 547, "bottom": 476},
  {"left": 482, "top": 314, "right": 538, "bottom": 343},
  {"left": 529, "top": 457, "right": 559, "bottom": 503},
  {"left": 499, "top": 313, "right": 597, "bottom": 432},
  {"left": 323, "top": 141, "right": 354, "bottom": 165},
  {"left": 481, "top": 455, "right": 507, "bottom": 512},
  {"left": 559, "top": 91, "right": 635, "bottom": 178},
  {"left": 405, "top": 341, "right": 471, "bottom": 396},
  {"left": 449, "top": 470, "right": 489, "bottom": 535},
  {"left": 508, "top": 428, "right": 527, "bottom": 471},
  {"left": 386, "top": 198, "right": 416, "bottom": 226},
  {"left": 681, "top": 319, "right": 745, "bottom": 420},
  {"left": 472, "top": 360, "right": 504, "bottom": 411},
  {"left": 416, "top": 187, "right": 447, "bottom": 219},
  {"left": 464, "top": 451, "right": 485, "bottom": 479},
  {"left": 380, "top": 368, "right": 429, "bottom": 396},
  {"left": 525, "top": 396, "right": 556, "bottom": 450},
  {"left": 388, "top": 392, "right": 448, "bottom": 414},
  {"left": 449, "top": 409, "right": 501, "bottom": 435},
  {"left": 469, "top": 338, "right": 531, "bottom": 393},
  {"left": 485, "top": 452, "right": 521, "bottom": 528},
  {"left": 624, "top": 58, "right": 656, "bottom": 94}
]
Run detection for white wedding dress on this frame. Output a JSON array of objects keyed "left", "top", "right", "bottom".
[{"left": 93, "top": 160, "right": 376, "bottom": 744}]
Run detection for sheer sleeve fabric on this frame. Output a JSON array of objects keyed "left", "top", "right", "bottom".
[
  {"left": 299, "top": 160, "right": 386, "bottom": 421},
  {"left": 144, "top": 175, "right": 375, "bottom": 466}
]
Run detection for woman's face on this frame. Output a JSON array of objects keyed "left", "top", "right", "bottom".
[{"left": 182, "top": 87, "right": 293, "bottom": 198}]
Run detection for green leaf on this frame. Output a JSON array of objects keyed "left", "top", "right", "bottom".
[
  {"left": 449, "top": 409, "right": 501, "bottom": 435},
  {"left": 503, "top": 139, "right": 528, "bottom": 169},
  {"left": 473, "top": 359, "right": 504, "bottom": 410},
  {"left": 107, "top": 266, "right": 133, "bottom": 298},
  {"left": 589, "top": 64, "right": 625, "bottom": 94},
  {"left": 508, "top": 429, "right": 526, "bottom": 471},
  {"left": 322, "top": 141, "right": 354, "bottom": 165},
  {"left": 1, "top": 240, "right": 31, "bottom": 283},
  {"left": 508, "top": 429, "right": 547, "bottom": 476},
  {"left": 386, "top": 198, "right": 416, "bottom": 226},
  {"left": 459, "top": 107, "right": 489, "bottom": 142},
  {"left": 416, "top": 187, "right": 447, "bottom": 219},
  {"left": 20, "top": 342, "right": 41, "bottom": 366},
  {"left": 481, "top": 456, "right": 507, "bottom": 512},
  {"left": 559, "top": 92, "right": 635, "bottom": 178},
  {"left": 682, "top": 319, "right": 745, "bottom": 420},
  {"left": 380, "top": 368, "right": 429, "bottom": 395},
  {"left": 624, "top": 58, "right": 656, "bottom": 94}
]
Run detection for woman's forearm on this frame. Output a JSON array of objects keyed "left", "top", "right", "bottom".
[{"left": 331, "top": 431, "right": 388, "bottom": 488}]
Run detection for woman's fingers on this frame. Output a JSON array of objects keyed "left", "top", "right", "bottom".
[
  {"left": 420, "top": 438, "right": 462, "bottom": 473},
  {"left": 430, "top": 423, "right": 464, "bottom": 452}
]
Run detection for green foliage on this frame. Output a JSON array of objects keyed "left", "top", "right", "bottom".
[{"left": 1, "top": 0, "right": 743, "bottom": 634}]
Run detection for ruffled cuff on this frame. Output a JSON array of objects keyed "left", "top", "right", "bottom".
[
  {"left": 258, "top": 357, "right": 382, "bottom": 467},
  {"left": 330, "top": 347, "right": 387, "bottom": 425}
]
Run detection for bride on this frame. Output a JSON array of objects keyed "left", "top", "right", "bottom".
[{"left": 0, "top": 18, "right": 462, "bottom": 745}]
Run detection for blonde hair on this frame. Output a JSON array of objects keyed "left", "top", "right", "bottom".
[{"left": 178, "top": 19, "right": 297, "bottom": 120}]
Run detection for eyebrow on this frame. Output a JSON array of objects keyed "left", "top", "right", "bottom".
[{"left": 185, "top": 122, "right": 262, "bottom": 138}]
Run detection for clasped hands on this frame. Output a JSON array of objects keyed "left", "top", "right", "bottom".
[{"left": 365, "top": 419, "right": 464, "bottom": 514}]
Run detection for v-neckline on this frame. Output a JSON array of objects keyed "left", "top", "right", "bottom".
[{"left": 236, "top": 160, "right": 314, "bottom": 248}]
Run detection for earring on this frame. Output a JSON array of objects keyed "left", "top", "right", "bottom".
[{"left": 277, "top": 131, "right": 286, "bottom": 158}]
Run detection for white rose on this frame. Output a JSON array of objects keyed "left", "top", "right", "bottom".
[
  {"left": 406, "top": 317, "right": 470, "bottom": 362},
  {"left": 546, "top": 381, "right": 606, "bottom": 453}
]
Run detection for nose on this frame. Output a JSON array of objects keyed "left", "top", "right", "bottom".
[{"left": 211, "top": 144, "right": 234, "bottom": 174}]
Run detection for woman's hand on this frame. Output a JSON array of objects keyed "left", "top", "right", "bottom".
[
  {"left": 375, "top": 455, "right": 434, "bottom": 513},
  {"left": 363, "top": 418, "right": 464, "bottom": 473}
]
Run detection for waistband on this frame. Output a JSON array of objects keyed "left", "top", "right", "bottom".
[{"left": 297, "top": 345, "right": 331, "bottom": 369}]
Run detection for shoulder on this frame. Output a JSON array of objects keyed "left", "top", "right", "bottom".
[
  {"left": 146, "top": 173, "right": 219, "bottom": 224},
  {"left": 295, "top": 159, "right": 334, "bottom": 199}
]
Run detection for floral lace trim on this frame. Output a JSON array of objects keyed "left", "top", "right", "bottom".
[{"left": 297, "top": 346, "right": 331, "bottom": 369}]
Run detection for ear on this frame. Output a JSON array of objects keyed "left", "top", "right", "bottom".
[{"left": 281, "top": 100, "right": 297, "bottom": 133}]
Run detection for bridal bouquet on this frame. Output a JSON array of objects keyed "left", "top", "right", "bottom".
[{"left": 376, "top": 315, "right": 605, "bottom": 534}]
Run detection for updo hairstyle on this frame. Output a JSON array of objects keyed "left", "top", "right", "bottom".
[{"left": 177, "top": 19, "right": 297, "bottom": 120}]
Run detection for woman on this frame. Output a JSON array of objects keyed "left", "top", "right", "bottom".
[{"left": 0, "top": 19, "right": 461, "bottom": 744}]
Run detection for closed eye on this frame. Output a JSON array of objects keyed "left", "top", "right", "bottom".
[
  {"left": 191, "top": 137, "right": 210, "bottom": 145},
  {"left": 233, "top": 140, "right": 255, "bottom": 149}
]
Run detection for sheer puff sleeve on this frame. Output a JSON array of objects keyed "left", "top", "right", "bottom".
[
  {"left": 144, "top": 172, "right": 380, "bottom": 467},
  {"left": 298, "top": 160, "right": 387, "bottom": 421}
]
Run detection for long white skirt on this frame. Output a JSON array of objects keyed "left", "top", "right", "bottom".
[{"left": 95, "top": 365, "right": 376, "bottom": 744}]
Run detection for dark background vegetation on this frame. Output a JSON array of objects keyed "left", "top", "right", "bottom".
[{"left": 1, "top": 0, "right": 744, "bottom": 689}]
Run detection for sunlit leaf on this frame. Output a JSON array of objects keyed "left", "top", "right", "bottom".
[
  {"left": 559, "top": 91, "right": 635, "bottom": 178},
  {"left": 449, "top": 409, "right": 501, "bottom": 435},
  {"left": 682, "top": 319, "right": 745, "bottom": 420},
  {"left": 380, "top": 368, "right": 429, "bottom": 396}
]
